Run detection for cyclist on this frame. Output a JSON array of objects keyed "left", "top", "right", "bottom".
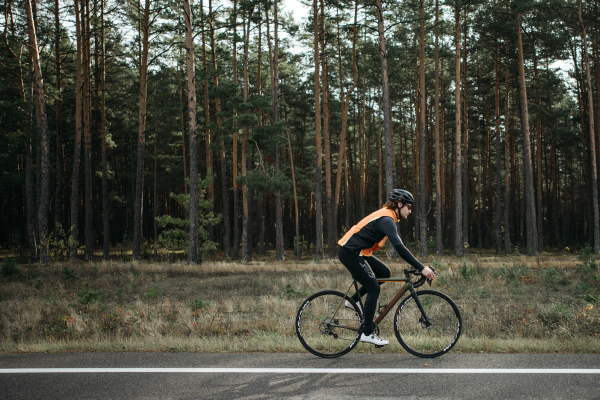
[{"left": 337, "top": 189, "right": 436, "bottom": 346}]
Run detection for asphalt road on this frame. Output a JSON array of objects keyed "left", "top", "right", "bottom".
[{"left": 1, "top": 352, "right": 600, "bottom": 399}]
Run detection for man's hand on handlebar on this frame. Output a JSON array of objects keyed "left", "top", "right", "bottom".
[{"left": 422, "top": 266, "right": 436, "bottom": 281}]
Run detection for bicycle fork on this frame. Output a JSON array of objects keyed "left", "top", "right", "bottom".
[{"left": 410, "top": 289, "right": 432, "bottom": 328}]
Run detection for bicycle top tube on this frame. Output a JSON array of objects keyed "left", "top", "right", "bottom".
[{"left": 376, "top": 277, "right": 409, "bottom": 283}]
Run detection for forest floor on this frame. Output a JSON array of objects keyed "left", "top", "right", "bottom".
[{"left": 1, "top": 247, "right": 600, "bottom": 354}]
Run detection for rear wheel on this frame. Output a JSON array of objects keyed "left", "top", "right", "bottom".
[
  {"left": 295, "top": 290, "right": 362, "bottom": 358},
  {"left": 393, "top": 290, "right": 461, "bottom": 358}
]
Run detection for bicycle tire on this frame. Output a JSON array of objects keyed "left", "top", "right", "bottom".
[
  {"left": 296, "top": 290, "right": 362, "bottom": 358},
  {"left": 393, "top": 290, "right": 462, "bottom": 358}
]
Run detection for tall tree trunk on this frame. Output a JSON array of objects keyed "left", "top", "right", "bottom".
[
  {"left": 101, "top": 0, "right": 109, "bottom": 259},
  {"left": 54, "top": 0, "right": 64, "bottom": 239},
  {"left": 273, "top": 0, "right": 284, "bottom": 261},
  {"left": 515, "top": 13, "right": 538, "bottom": 255},
  {"left": 534, "top": 54, "right": 543, "bottom": 251},
  {"left": 183, "top": 0, "right": 200, "bottom": 264},
  {"left": 374, "top": 0, "right": 393, "bottom": 196},
  {"left": 434, "top": 0, "right": 443, "bottom": 254},
  {"left": 453, "top": 6, "right": 463, "bottom": 256},
  {"left": 494, "top": 29, "right": 502, "bottom": 255},
  {"left": 334, "top": 1, "right": 358, "bottom": 228},
  {"left": 286, "top": 126, "right": 301, "bottom": 261},
  {"left": 82, "top": 0, "right": 93, "bottom": 260},
  {"left": 319, "top": 0, "right": 334, "bottom": 258},
  {"left": 461, "top": 10, "right": 469, "bottom": 253},
  {"left": 133, "top": 0, "right": 150, "bottom": 260},
  {"left": 153, "top": 103, "right": 158, "bottom": 259},
  {"left": 201, "top": 0, "right": 214, "bottom": 243},
  {"left": 70, "top": 0, "right": 83, "bottom": 260},
  {"left": 374, "top": 0, "right": 396, "bottom": 258},
  {"left": 232, "top": 0, "right": 240, "bottom": 259},
  {"left": 27, "top": 60, "right": 39, "bottom": 262},
  {"left": 313, "top": 0, "right": 324, "bottom": 259},
  {"left": 503, "top": 38, "right": 512, "bottom": 254},
  {"left": 418, "top": 0, "right": 427, "bottom": 257},
  {"left": 210, "top": 0, "right": 229, "bottom": 257},
  {"left": 177, "top": 56, "right": 188, "bottom": 220},
  {"left": 25, "top": 0, "right": 50, "bottom": 263},
  {"left": 241, "top": 7, "right": 254, "bottom": 263},
  {"left": 578, "top": 0, "right": 600, "bottom": 253}
]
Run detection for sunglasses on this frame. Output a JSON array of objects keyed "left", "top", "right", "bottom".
[{"left": 403, "top": 204, "right": 412, "bottom": 211}]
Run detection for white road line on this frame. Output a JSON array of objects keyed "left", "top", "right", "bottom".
[{"left": 1, "top": 368, "right": 600, "bottom": 374}]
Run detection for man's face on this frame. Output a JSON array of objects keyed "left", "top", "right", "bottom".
[{"left": 398, "top": 201, "right": 412, "bottom": 219}]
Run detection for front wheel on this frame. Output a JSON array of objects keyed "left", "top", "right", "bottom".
[
  {"left": 295, "top": 290, "right": 362, "bottom": 358},
  {"left": 393, "top": 290, "right": 462, "bottom": 358}
]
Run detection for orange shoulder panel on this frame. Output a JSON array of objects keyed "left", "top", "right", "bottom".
[{"left": 337, "top": 208, "right": 398, "bottom": 256}]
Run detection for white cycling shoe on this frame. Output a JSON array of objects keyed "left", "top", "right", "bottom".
[
  {"left": 345, "top": 300, "right": 362, "bottom": 313},
  {"left": 360, "top": 333, "right": 389, "bottom": 346}
]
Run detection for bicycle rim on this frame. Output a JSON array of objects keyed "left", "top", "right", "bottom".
[
  {"left": 393, "top": 290, "right": 462, "bottom": 358},
  {"left": 295, "top": 290, "right": 362, "bottom": 358}
]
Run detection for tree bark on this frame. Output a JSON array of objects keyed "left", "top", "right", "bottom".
[
  {"left": 319, "top": 0, "right": 334, "bottom": 258},
  {"left": 232, "top": 0, "right": 240, "bottom": 259},
  {"left": 374, "top": 0, "right": 393, "bottom": 198},
  {"left": 25, "top": 0, "right": 50, "bottom": 263},
  {"left": 273, "top": 0, "right": 284, "bottom": 261},
  {"left": 453, "top": 6, "right": 463, "bottom": 256},
  {"left": 313, "top": 0, "right": 324, "bottom": 259},
  {"left": 503, "top": 38, "right": 512, "bottom": 254},
  {"left": 334, "top": 1, "right": 358, "bottom": 225},
  {"left": 515, "top": 13, "right": 538, "bottom": 255},
  {"left": 434, "top": 0, "right": 442, "bottom": 254},
  {"left": 418, "top": 0, "right": 427, "bottom": 257},
  {"left": 578, "top": 0, "right": 600, "bottom": 253},
  {"left": 70, "top": 0, "right": 83, "bottom": 260},
  {"left": 133, "top": 0, "right": 150, "bottom": 260},
  {"left": 82, "top": 0, "right": 93, "bottom": 260},
  {"left": 201, "top": 0, "right": 214, "bottom": 243},
  {"left": 101, "top": 0, "right": 109, "bottom": 259},
  {"left": 153, "top": 103, "right": 158, "bottom": 259},
  {"left": 461, "top": 10, "right": 469, "bottom": 253},
  {"left": 210, "top": 0, "right": 229, "bottom": 257},
  {"left": 183, "top": 0, "right": 200, "bottom": 264},
  {"left": 241, "top": 7, "right": 254, "bottom": 263},
  {"left": 534, "top": 54, "right": 543, "bottom": 251},
  {"left": 54, "top": 0, "right": 64, "bottom": 239},
  {"left": 494, "top": 29, "right": 502, "bottom": 255}
]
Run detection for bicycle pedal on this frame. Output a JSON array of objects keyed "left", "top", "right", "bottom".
[{"left": 374, "top": 345, "right": 384, "bottom": 349}]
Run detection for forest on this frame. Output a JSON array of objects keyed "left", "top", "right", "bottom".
[{"left": 1, "top": 0, "right": 600, "bottom": 264}]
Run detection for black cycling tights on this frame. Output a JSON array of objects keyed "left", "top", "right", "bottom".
[{"left": 337, "top": 246, "right": 391, "bottom": 336}]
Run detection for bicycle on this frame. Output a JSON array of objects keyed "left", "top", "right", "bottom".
[{"left": 295, "top": 267, "right": 462, "bottom": 358}]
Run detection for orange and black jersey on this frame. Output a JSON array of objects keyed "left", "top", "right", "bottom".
[{"left": 338, "top": 207, "right": 425, "bottom": 271}]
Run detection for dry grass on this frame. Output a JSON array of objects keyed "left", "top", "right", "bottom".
[{"left": 1, "top": 252, "right": 599, "bottom": 354}]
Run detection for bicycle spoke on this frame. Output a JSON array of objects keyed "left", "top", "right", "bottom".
[
  {"left": 296, "top": 291, "right": 362, "bottom": 358},
  {"left": 394, "top": 290, "right": 461, "bottom": 358}
]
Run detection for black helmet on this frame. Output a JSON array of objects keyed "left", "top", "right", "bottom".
[{"left": 389, "top": 189, "right": 414, "bottom": 204}]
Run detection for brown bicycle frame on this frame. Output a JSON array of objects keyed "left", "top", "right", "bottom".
[{"left": 331, "top": 277, "right": 413, "bottom": 330}]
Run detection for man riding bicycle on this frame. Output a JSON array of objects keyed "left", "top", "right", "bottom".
[{"left": 337, "top": 189, "right": 436, "bottom": 346}]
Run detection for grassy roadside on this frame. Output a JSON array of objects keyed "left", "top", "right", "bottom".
[{"left": 1, "top": 250, "right": 599, "bottom": 354}]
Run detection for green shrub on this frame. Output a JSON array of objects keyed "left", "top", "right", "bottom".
[
  {"left": 78, "top": 284, "right": 104, "bottom": 305},
  {"left": 61, "top": 266, "right": 79, "bottom": 282},
  {"left": 539, "top": 302, "right": 573, "bottom": 326},
  {"left": 145, "top": 285, "right": 164, "bottom": 299},
  {"left": 459, "top": 262, "right": 478, "bottom": 282},
  {"left": 493, "top": 263, "right": 530, "bottom": 284},
  {"left": 190, "top": 298, "right": 210, "bottom": 309},
  {"left": 0, "top": 258, "right": 24, "bottom": 281},
  {"left": 283, "top": 284, "right": 310, "bottom": 299},
  {"left": 543, "top": 267, "right": 569, "bottom": 288}
]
